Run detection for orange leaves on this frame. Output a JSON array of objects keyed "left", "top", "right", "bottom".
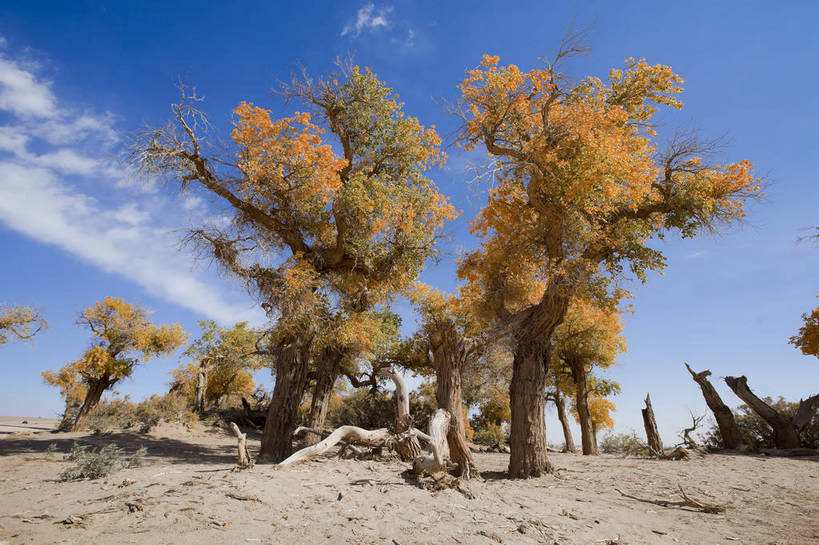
[
  {"left": 0, "top": 303, "right": 45, "bottom": 345},
  {"left": 43, "top": 298, "right": 187, "bottom": 405},
  {"left": 232, "top": 102, "right": 346, "bottom": 247},
  {"left": 790, "top": 296, "right": 819, "bottom": 359}
]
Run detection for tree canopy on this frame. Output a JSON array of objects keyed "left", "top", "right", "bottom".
[{"left": 0, "top": 303, "right": 47, "bottom": 346}]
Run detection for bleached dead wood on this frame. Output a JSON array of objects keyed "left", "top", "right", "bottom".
[
  {"left": 278, "top": 426, "right": 392, "bottom": 467},
  {"left": 230, "top": 422, "right": 254, "bottom": 470},
  {"left": 379, "top": 367, "right": 422, "bottom": 461},
  {"left": 412, "top": 409, "right": 451, "bottom": 475}
]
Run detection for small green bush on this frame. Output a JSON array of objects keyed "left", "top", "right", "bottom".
[
  {"left": 472, "top": 423, "right": 508, "bottom": 445},
  {"left": 58, "top": 443, "right": 148, "bottom": 481},
  {"left": 599, "top": 432, "right": 650, "bottom": 456}
]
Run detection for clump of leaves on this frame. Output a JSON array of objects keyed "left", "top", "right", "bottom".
[
  {"left": 599, "top": 432, "right": 650, "bottom": 456},
  {"left": 58, "top": 443, "right": 147, "bottom": 481},
  {"left": 45, "top": 442, "right": 58, "bottom": 455},
  {"left": 472, "top": 423, "right": 508, "bottom": 446}
]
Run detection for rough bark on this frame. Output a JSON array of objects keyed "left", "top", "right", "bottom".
[
  {"left": 412, "top": 409, "right": 450, "bottom": 475},
  {"left": 792, "top": 394, "right": 819, "bottom": 431},
  {"left": 432, "top": 330, "right": 477, "bottom": 477},
  {"left": 305, "top": 347, "right": 342, "bottom": 446},
  {"left": 508, "top": 342, "right": 553, "bottom": 477},
  {"left": 258, "top": 333, "right": 313, "bottom": 463},
  {"left": 230, "top": 422, "right": 254, "bottom": 470},
  {"left": 724, "top": 375, "right": 801, "bottom": 449},
  {"left": 684, "top": 363, "right": 745, "bottom": 449},
  {"left": 549, "top": 390, "right": 577, "bottom": 453},
  {"left": 569, "top": 360, "right": 597, "bottom": 455},
  {"left": 71, "top": 378, "right": 112, "bottom": 432},
  {"left": 642, "top": 393, "right": 664, "bottom": 456},
  {"left": 278, "top": 426, "right": 392, "bottom": 467}
]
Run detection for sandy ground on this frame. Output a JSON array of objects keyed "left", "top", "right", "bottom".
[{"left": 0, "top": 422, "right": 817, "bottom": 545}]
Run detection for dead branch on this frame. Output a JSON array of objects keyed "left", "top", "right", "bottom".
[
  {"left": 278, "top": 426, "right": 392, "bottom": 467},
  {"left": 225, "top": 492, "right": 263, "bottom": 503},
  {"left": 615, "top": 485, "right": 725, "bottom": 514}
]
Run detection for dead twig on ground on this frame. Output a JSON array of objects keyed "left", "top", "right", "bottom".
[{"left": 614, "top": 485, "right": 725, "bottom": 514}]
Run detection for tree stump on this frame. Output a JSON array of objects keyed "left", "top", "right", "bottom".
[
  {"left": 230, "top": 422, "right": 254, "bottom": 470},
  {"left": 642, "top": 393, "right": 663, "bottom": 456}
]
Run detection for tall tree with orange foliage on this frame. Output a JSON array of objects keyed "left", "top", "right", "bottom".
[
  {"left": 131, "top": 61, "right": 455, "bottom": 462},
  {"left": 42, "top": 297, "right": 187, "bottom": 431},
  {"left": 456, "top": 33, "right": 761, "bottom": 477}
]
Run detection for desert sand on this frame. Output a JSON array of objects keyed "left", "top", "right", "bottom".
[{"left": 0, "top": 420, "right": 817, "bottom": 545}]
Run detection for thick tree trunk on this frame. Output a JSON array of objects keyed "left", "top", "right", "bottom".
[
  {"left": 433, "top": 332, "right": 477, "bottom": 477},
  {"left": 553, "top": 390, "right": 577, "bottom": 453},
  {"left": 642, "top": 393, "right": 664, "bottom": 455},
  {"left": 684, "top": 363, "right": 745, "bottom": 449},
  {"left": 71, "top": 378, "right": 111, "bottom": 431},
  {"left": 724, "top": 376, "right": 801, "bottom": 449},
  {"left": 194, "top": 357, "right": 210, "bottom": 415},
  {"left": 258, "top": 334, "right": 313, "bottom": 463},
  {"left": 508, "top": 342, "right": 553, "bottom": 477},
  {"left": 305, "top": 347, "right": 342, "bottom": 446},
  {"left": 570, "top": 360, "right": 597, "bottom": 455},
  {"left": 57, "top": 399, "right": 81, "bottom": 432}
]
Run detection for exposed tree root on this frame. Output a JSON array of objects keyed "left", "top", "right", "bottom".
[{"left": 615, "top": 485, "right": 725, "bottom": 514}]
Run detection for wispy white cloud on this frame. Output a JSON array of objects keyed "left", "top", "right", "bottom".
[
  {"left": 341, "top": 3, "right": 392, "bottom": 37},
  {"left": 0, "top": 56, "right": 57, "bottom": 118},
  {"left": 0, "top": 43, "right": 265, "bottom": 326}
]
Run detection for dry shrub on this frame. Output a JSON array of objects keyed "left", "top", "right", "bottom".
[
  {"left": 86, "top": 393, "right": 197, "bottom": 433},
  {"left": 59, "top": 442, "right": 147, "bottom": 481},
  {"left": 599, "top": 432, "right": 650, "bottom": 456}
]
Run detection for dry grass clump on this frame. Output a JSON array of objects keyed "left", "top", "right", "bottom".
[{"left": 58, "top": 442, "right": 147, "bottom": 481}]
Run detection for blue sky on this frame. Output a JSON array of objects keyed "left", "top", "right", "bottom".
[{"left": 0, "top": 1, "right": 817, "bottom": 444}]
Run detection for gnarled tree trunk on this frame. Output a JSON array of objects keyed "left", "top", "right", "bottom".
[
  {"left": 684, "top": 363, "right": 745, "bottom": 449},
  {"left": 412, "top": 409, "right": 450, "bottom": 475},
  {"left": 305, "top": 347, "right": 343, "bottom": 446},
  {"left": 380, "top": 367, "right": 421, "bottom": 461},
  {"left": 724, "top": 375, "right": 802, "bottom": 449},
  {"left": 642, "top": 393, "right": 663, "bottom": 455},
  {"left": 509, "top": 342, "right": 552, "bottom": 477},
  {"left": 258, "top": 333, "right": 313, "bottom": 463},
  {"left": 432, "top": 328, "right": 477, "bottom": 477},
  {"left": 569, "top": 359, "right": 597, "bottom": 455},
  {"left": 71, "top": 377, "right": 113, "bottom": 431},
  {"left": 548, "top": 390, "right": 577, "bottom": 453}
]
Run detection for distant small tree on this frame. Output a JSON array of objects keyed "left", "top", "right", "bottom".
[
  {"left": 0, "top": 303, "right": 47, "bottom": 345},
  {"left": 172, "top": 320, "right": 263, "bottom": 413},
  {"left": 43, "top": 297, "right": 187, "bottom": 431},
  {"left": 790, "top": 298, "right": 819, "bottom": 360}
]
